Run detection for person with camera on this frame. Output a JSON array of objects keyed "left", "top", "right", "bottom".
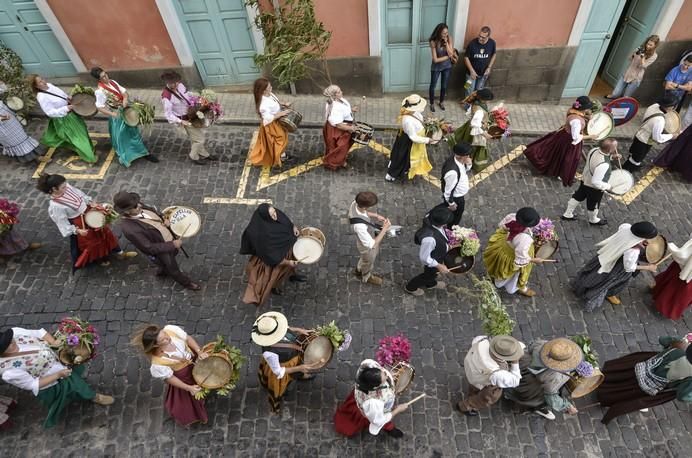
[{"left": 606, "top": 35, "right": 660, "bottom": 99}]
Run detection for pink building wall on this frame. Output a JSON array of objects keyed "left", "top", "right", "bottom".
[
  {"left": 314, "top": 0, "right": 370, "bottom": 58},
  {"left": 667, "top": 0, "right": 692, "bottom": 41}
]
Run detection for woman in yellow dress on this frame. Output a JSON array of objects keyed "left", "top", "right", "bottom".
[{"left": 249, "top": 77, "right": 292, "bottom": 167}]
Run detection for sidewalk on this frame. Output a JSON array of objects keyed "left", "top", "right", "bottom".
[{"left": 59, "top": 86, "right": 642, "bottom": 139}]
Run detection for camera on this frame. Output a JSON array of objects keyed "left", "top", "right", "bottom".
[{"left": 635, "top": 47, "right": 644, "bottom": 55}]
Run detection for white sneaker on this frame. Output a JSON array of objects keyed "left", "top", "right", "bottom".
[
  {"left": 533, "top": 407, "right": 556, "bottom": 420},
  {"left": 639, "top": 408, "right": 649, "bottom": 412}
]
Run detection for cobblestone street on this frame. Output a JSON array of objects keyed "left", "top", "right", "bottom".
[{"left": 0, "top": 119, "right": 690, "bottom": 458}]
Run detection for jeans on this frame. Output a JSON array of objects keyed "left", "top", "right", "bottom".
[
  {"left": 465, "top": 74, "right": 489, "bottom": 99},
  {"left": 611, "top": 76, "right": 640, "bottom": 98},
  {"left": 429, "top": 68, "right": 451, "bottom": 104}
]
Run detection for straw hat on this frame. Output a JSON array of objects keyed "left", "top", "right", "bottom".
[
  {"left": 540, "top": 338, "right": 583, "bottom": 372},
  {"left": 489, "top": 335, "right": 524, "bottom": 362},
  {"left": 251, "top": 312, "right": 288, "bottom": 346},
  {"left": 401, "top": 94, "right": 427, "bottom": 112}
]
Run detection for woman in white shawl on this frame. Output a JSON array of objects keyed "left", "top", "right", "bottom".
[
  {"left": 652, "top": 235, "right": 692, "bottom": 319},
  {"left": 571, "top": 222, "right": 659, "bottom": 312}
]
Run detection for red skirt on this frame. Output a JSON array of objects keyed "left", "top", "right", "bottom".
[
  {"left": 653, "top": 263, "right": 692, "bottom": 320},
  {"left": 164, "top": 364, "right": 208, "bottom": 426},
  {"left": 70, "top": 216, "right": 119, "bottom": 268},
  {"left": 333, "top": 390, "right": 394, "bottom": 437},
  {"left": 524, "top": 129, "right": 582, "bottom": 186},
  {"left": 323, "top": 122, "right": 353, "bottom": 170}
]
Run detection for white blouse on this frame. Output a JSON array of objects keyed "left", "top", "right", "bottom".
[
  {"left": 36, "top": 83, "right": 70, "bottom": 118},
  {"left": 326, "top": 99, "right": 353, "bottom": 126},
  {"left": 259, "top": 94, "right": 281, "bottom": 126},
  {"left": 150, "top": 325, "right": 193, "bottom": 379},
  {"left": 569, "top": 118, "right": 584, "bottom": 145},
  {"left": 401, "top": 112, "right": 430, "bottom": 144},
  {"left": 48, "top": 185, "right": 91, "bottom": 237},
  {"left": 262, "top": 351, "right": 286, "bottom": 379},
  {"left": 622, "top": 247, "right": 640, "bottom": 273},
  {"left": 95, "top": 80, "right": 127, "bottom": 109}
]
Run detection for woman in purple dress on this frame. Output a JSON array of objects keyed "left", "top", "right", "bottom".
[{"left": 654, "top": 124, "right": 691, "bottom": 182}]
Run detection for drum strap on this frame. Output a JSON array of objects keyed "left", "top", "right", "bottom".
[
  {"left": 641, "top": 113, "right": 664, "bottom": 125},
  {"left": 348, "top": 217, "right": 382, "bottom": 231},
  {"left": 270, "top": 342, "right": 304, "bottom": 352},
  {"left": 2, "top": 350, "right": 40, "bottom": 358},
  {"left": 38, "top": 90, "right": 69, "bottom": 102}
]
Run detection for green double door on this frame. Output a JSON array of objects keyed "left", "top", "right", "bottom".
[{"left": 382, "top": 0, "right": 453, "bottom": 93}]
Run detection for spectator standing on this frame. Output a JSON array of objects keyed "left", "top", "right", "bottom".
[
  {"left": 463, "top": 26, "right": 496, "bottom": 103},
  {"left": 664, "top": 55, "right": 691, "bottom": 108},
  {"left": 606, "top": 35, "right": 659, "bottom": 99},
  {"left": 428, "top": 23, "right": 456, "bottom": 113}
]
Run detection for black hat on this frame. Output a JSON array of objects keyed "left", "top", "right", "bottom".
[
  {"left": 0, "top": 329, "right": 13, "bottom": 354},
  {"left": 516, "top": 207, "right": 540, "bottom": 227},
  {"left": 453, "top": 142, "right": 472, "bottom": 156},
  {"left": 429, "top": 207, "right": 452, "bottom": 226},
  {"left": 574, "top": 96, "right": 593, "bottom": 111},
  {"left": 657, "top": 94, "right": 677, "bottom": 108},
  {"left": 476, "top": 88, "right": 494, "bottom": 101},
  {"left": 160, "top": 71, "right": 182, "bottom": 83},
  {"left": 630, "top": 221, "right": 658, "bottom": 239},
  {"left": 113, "top": 191, "right": 141, "bottom": 214}
]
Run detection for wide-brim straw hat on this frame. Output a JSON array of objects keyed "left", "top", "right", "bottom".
[
  {"left": 401, "top": 94, "right": 427, "bottom": 112},
  {"left": 489, "top": 335, "right": 524, "bottom": 362},
  {"left": 251, "top": 312, "right": 288, "bottom": 346},
  {"left": 540, "top": 338, "right": 583, "bottom": 372}
]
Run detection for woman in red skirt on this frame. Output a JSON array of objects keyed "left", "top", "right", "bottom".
[
  {"left": 524, "top": 96, "right": 598, "bottom": 186},
  {"left": 37, "top": 174, "right": 136, "bottom": 270},
  {"left": 133, "top": 324, "right": 209, "bottom": 426},
  {"left": 322, "top": 84, "right": 357, "bottom": 170},
  {"left": 334, "top": 359, "right": 408, "bottom": 439},
  {"left": 652, "top": 237, "right": 692, "bottom": 319}
]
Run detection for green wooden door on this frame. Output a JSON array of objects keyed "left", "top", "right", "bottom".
[
  {"left": 382, "top": 0, "right": 451, "bottom": 93},
  {"left": 174, "top": 0, "right": 260, "bottom": 86},
  {"left": 0, "top": 0, "right": 75, "bottom": 77}
]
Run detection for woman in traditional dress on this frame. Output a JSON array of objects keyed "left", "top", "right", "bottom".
[
  {"left": 251, "top": 312, "right": 322, "bottom": 413},
  {"left": 524, "top": 96, "right": 597, "bottom": 186},
  {"left": 0, "top": 199, "right": 41, "bottom": 260},
  {"left": 571, "top": 222, "right": 659, "bottom": 312},
  {"left": 133, "top": 324, "right": 208, "bottom": 426},
  {"left": 451, "top": 88, "right": 494, "bottom": 172},
  {"left": 653, "top": 124, "right": 692, "bottom": 182},
  {"left": 36, "top": 173, "right": 137, "bottom": 270},
  {"left": 0, "top": 327, "right": 113, "bottom": 429},
  {"left": 239, "top": 203, "right": 305, "bottom": 305},
  {"left": 652, "top": 235, "right": 692, "bottom": 320},
  {"left": 29, "top": 74, "right": 96, "bottom": 164},
  {"left": 90, "top": 67, "right": 157, "bottom": 167},
  {"left": 385, "top": 94, "right": 438, "bottom": 182},
  {"left": 334, "top": 359, "right": 408, "bottom": 439},
  {"left": 597, "top": 336, "right": 691, "bottom": 424},
  {"left": 483, "top": 207, "right": 544, "bottom": 298},
  {"left": 0, "top": 80, "right": 49, "bottom": 164},
  {"left": 322, "top": 84, "right": 356, "bottom": 170},
  {"left": 0, "top": 395, "right": 16, "bottom": 430},
  {"left": 248, "top": 77, "right": 292, "bottom": 167}
]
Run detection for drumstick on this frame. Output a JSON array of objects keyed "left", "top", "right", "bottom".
[
  {"left": 296, "top": 255, "right": 311, "bottom": 263},
  {"left": 536, "top": 258, "right": 559, "bottom": 263},
  {"left": 405, "top": 393, "right": 426, "bottom": 406},
  {"left": 179, "top": 223, "right": 193, "bottom": 238},
  {"left": 447, "top": 264, "right": 467, "bottom": 272},
  {"left": 654, "top": 252, "right": 673, "bottom": 267}
]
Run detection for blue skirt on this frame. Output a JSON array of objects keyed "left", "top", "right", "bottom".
[{"left": 109, "top": 114, "right": 148, "bottom": 167}]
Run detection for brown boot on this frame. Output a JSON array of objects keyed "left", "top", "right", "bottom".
[
  {"left": 518, "top": 288, "right": 536, "bottom": 297},
  {"left": 366, "top": 275, "right": 383, "bottom": 286},
  {"left": 606, "top": 295, "right": 621, "bottom": 305},
  {"left": 93, "top": 393, "right": 114, "bottom": 405},
  {"left": 28, "top": 242, "right": 42, "bottom": 250}
]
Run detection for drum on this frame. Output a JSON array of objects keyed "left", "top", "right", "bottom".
[
  {"left": 162, "top": 206, "right": 202, "bottom": 238},
  {"left": 351, "top": 121, "right": 375, "bottom": 145},
  {"left": 443, "top": 247, "right": 475, "bottom": 274},
  {"left": 645, "top": 235, "right": 667, "bottom": 264},
  {"left": 535, "top": 240, "right": 559, "bottom": 260},
  {"left": 607, "top": 169, "right": 635, "bottom": 195},
  {"left": 566, "top": 368, "right": 604, "bottom": 398},
  {"left": 293, "top": 227, "right": 326, "bottom": 264},
  {"left": 300, "top": 334, "right": 334, "bottom": 369},
  {"left": 123, "top": 107, "right": 140, "bottom": 127},
  {"left": 663, "top": 111, "right": 681, "bottom": 135},
  {"left": 587, "top": 112, "right": 614, "bottom": 141},
  {"left": 488, "top": 125, "right": 505, "bottom": 139},
  {"left": 278, "top": 109, "right": 303, "bottom": 132},
  {"left": 84, "top": 209, "right": 107, "bottom": 229},
  {"left": 192, "top": 343, "right": 234, "bottom": 389},
  {"left": 6, "top": 96, "right": 24, "bottom": 112},
  {"left": 70, "top": 93, "right": 98, "bottom": 117},
  {"left": 389, "top": 361, "right": 416, "bottom": 394}
]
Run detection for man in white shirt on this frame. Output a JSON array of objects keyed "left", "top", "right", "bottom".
[
  {"left": 623, "top": 95, "right": 677, "bottom": 172},
  {"left": 405, "top": 207, "right": 451, "bottom": 296},
  {"left": 440, "top": 142, "right": 472, "bottom": 228},
  {"left": 348, "top": 192, "right": 391, "bottom": 285},
  {"left": 457, "top": 335, "right": 524, "bottom": 417},
  {"left": 562, "top": 138, "right": 620, "bottom": 226}
]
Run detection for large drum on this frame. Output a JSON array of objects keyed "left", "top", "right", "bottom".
[
  {"left": 389, "top": 361, "right": 416, "bottom": 394},
  {"left": 71, "top": 93, "right": 98, "bottom": 117},
  {"left": 443, "top": 247, "right": 475, "bottom": 274},
  {"left": 566, "top": 368, "right": 605, "bottom": 398},
  {"left": 162, "top": 206, "right": 202, "bottom": 238},
  {"left": 293, "top": 227, "right": 326, "bottom": 264},
  {"left": 645, "top": 235, "right": 667, "bottom": 264},
  {"left": 607, "top": 169, "right": 635, "bottom": 195},
  {"left": 663, "top": 111, "right": 681, "bottom": 135},
  {"left": 351, "top": 121, "right": 374, "bottom": 145},
  {"left": 5, "top": 96, "right": 24, "bottom": 112},
  {"left": 535, "top": 240, "right": 559, "bottom": 260},
  {"left": 192, "top": 343, "right": 234, "bottom": 389},
  {"left": 84, "top": 208, "right": 107, "bottom": 229},
  {"left": 300, "top": 334, "right": 334, "bottom": 370},
  {"left": 278, "top": 109, "right": 303, "bottom": 132},
  {"left": 587, "top": 112, "right": 614, "bottom": 141}
]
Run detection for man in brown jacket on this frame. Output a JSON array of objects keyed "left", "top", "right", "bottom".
[{"left": 113, "top": 191, "right": 200, "bottom": 291}]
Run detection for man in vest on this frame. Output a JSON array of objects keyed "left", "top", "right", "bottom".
[
  {"left": 113, "top": 191, "right": 201, "bottom": 291},
  {"left": 561, "top": 138, "right": 619, "bottom": 226},
  {"left": 348, "top": 191, "right": 391, "bottom": 286},
  {"left": 623, "top": 95, "right": 677, "bottom": 172},
  {"left": 457, "top": 335, "right": 524, "bottom": 417},
  {"left": 405, "top": 207, "right": 451, "bottom": 296},
  {"left": 440, "top": 141, "right": 472, "bottom": 228}
]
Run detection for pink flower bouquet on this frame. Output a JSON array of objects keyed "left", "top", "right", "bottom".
[
  {"left": 375, "top": 334, "right": 411, "bottom": 367},
  {"left": 53, "top": 317, "right": 100, "bottom": 365},
  {"left": 0, "top": 199, "right": 20, "bottom": 234},
  {"left": 531, "top": 218, "right": 559, "bottom": 245}
]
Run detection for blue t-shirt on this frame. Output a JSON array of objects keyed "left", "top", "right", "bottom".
[
  {"left": 465, "top": 38, "right": 496, "bottom": 74},
  {"left": 664, "top": 64, "right": 691, "bottom": 100}
]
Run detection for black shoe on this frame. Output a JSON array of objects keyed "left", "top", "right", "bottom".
[
  {"left": 589, "top": 219, "right": 608, "bottom": 226},
  {"left": 429, "top": 103, "right": 436, "bottom": 113},
  {"left": 439, "top": 102, "right": 446, "bottom": 111},
  {"left": 289, "top": 274, "right": 307, "bottom": 283},
  {"left": 385, "top": 428, "right": 404, "bottom": 438},
  {"left": 464, "top": 410, "right": 479, "bottom": 417},
  {"left": 206, "top": 154, "right": 219, "bottom": 161},
  {"left": 191, "top": 159, "right": 207, "bottom": 165},
  {"left": 144, "top": 154, "right": 159, "bottom": 163},
  {"left": 281, "top": 154, "right": 295, "bottom": 163},
  {"left": 560, "top": 215, "right": 577, "bottom": 221}
]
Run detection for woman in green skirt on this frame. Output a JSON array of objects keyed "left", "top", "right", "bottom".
[
  {"left": 450, "top": 88, "right": 494, "bottom": 172},
  {"left": 30, "top": 74, "right": 96, "bottom": 163}
]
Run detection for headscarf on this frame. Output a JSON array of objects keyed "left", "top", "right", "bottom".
[
  {"left": 596, "top": 222, "right": 657, "bottom": 273},
  {"left": 239, "top": 203, "right": 297, "bottom": 267},
  {"left": 669, "top": 235, "right": 692, "bottom": 283},
  {"left": 323, "top": 84, "right": 342, "bottom": 119}
]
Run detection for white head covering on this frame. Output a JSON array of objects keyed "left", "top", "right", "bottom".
[
  {"left": 669, "top": 235, "right": 692, "bottom": 283},
  {"left": 596, "top": 223, "right": 644, "bottom": 273}
]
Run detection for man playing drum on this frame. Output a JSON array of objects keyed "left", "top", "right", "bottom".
[
  {"left": 439, "top": 141, "right": 472, "bottom": 228},
  {"left": 405, "top": 207, "right": 451, "bottom": 296},
  {"left": 562, "top": 138, "right": 620, "bottom": 226},
  {"left": 348, "top": 192, "right": 391, "bottom": 286},
  {"left": 622, "top": 95, "right": 677, "bottom": 172}
]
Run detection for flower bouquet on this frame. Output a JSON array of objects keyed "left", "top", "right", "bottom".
[
  {"left": 376, "top": 334, "right": 411, "bottom": 367},
  {"left": 531, "top": 218, "right": 559, "bottom": 246},
  {"left": 188, "top": 89, "right": 224, "bottom": 128},
  {"left": 315, "top": 320, "right": 351, "bottom": 352},
  {"left": 0, "top": 198, "right": 20, "bottom": 235},
  {"left": 445, "top": 225, "right": 481, "bottom": 257},
  {"left": 53, "top": 317, "right": 100, "bottom": 366},
  {"left": 424, "top": 117, "right": 454, "bottom": 141},
  {"left": 193, "top": 335, "right": 245, "bottom": 400},
  {"left": 489, "top": 103, "right": 511, "bottom": 138},
  {"left": 566, "top": 334, "right": 604, "bottom": 397},
  {"left": 570, "top": 334, "right": 599, "bottom": 370}
]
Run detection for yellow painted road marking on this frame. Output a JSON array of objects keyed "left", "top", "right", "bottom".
[
  {"left": 610, "top": 166, "right": 665, "bottom": 205},
  {"left": 32, "top": 133, "right": 114, "bottom": 180}
]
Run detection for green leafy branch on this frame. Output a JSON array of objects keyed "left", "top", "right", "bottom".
[{"left": 453, "top": 274, "right": 516, "bottom": 336}]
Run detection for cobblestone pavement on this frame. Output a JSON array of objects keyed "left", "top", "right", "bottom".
[{"left": 0, "top": 119, "right": 690, "bottom": 458}]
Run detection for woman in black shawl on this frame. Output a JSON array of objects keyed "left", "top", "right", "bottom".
[{"left": 240, "top": 204, "right": 303, "bottom": 305}]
